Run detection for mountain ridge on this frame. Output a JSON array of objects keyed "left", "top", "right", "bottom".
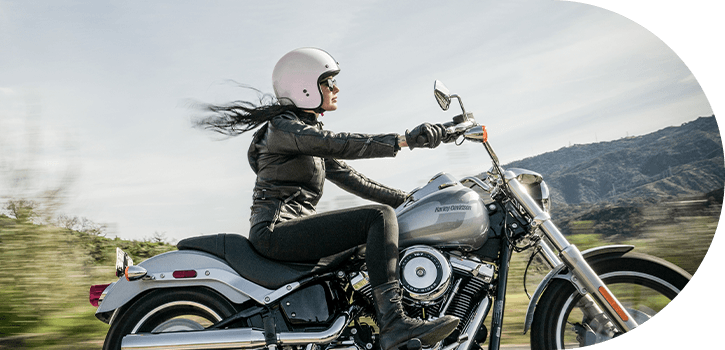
[{"left": 502, "top": 115, "right": 724, "bottom": 205}]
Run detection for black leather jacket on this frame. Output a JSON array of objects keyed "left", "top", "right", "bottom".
[{"left": 248, "top": 111, "right": 407, "bottom": 227}]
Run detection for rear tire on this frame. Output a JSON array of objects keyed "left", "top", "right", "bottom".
[
  {"left": 530, "top": 251, "right": 690, "bottom": 350},
  {"left": 102, "top": 287, "right": 237, "bottom": 350}
]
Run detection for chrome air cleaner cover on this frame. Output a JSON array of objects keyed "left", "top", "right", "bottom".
[{"left": 399, "top": 245, "right": 452, "bottom": 301}]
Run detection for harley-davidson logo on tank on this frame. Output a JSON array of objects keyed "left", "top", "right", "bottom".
[
  {"left": 396, "top": 172, "right": 490, "bottom": 250},
  {"left": 434, "top": 205, "right": 472, "bottom": 213}
]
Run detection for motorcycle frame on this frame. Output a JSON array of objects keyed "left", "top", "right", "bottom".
[
  {"left": 486, "top": 237, "right": 513, "bottom": 350},
  {"left": 97, "top": 160, "right": 640, "bottom": 350},
  {"left": 98, "top": 184, "right": 639, "bottom": 350}
]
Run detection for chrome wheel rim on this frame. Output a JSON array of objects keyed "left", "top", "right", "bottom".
[{"left": 554, "top": 271, "right": 680, "bottom": 348}]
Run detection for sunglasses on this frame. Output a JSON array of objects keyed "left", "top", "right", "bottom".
[{"left": 320, "top": 77, "right": 337, "bottom": 91}]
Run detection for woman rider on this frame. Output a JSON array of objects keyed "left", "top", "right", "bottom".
[{"left": 195, "top": 47, "right": 459, "bottom": 350}]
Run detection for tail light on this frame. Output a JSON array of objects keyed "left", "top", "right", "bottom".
[
  {"left": 89, "top": 283, "right": 111, "bottom": 307},
  {"left": 173, "top": 270, "right": 198, "bottom": 278}
]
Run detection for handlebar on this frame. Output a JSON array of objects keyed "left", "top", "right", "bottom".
[
  {"left": 442, "top": 114, "right": 500, "bottom": 174},
  {"left": 444, "top": 116, "right": 486, "bottom": 144}
]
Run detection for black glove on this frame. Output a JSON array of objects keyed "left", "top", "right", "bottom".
[{"left": 405, "top": 123, "right": 447, "bottom": 149}]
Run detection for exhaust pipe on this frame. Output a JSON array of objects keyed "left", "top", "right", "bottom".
[{"left": 121, "top": 313, "right": 350, "bottom": 350}]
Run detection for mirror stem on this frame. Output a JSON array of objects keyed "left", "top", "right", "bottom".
[{"left": 450, "top": 94, "right": 467, "bottom": 117}]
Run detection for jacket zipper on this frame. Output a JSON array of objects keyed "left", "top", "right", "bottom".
[
  {"left": 358, "top": 137, "right": 373, "bottom": 157},
  {"left": 269, "top": 189, "right": 302, "bottom": 231}
]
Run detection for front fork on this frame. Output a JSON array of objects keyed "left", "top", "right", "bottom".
[{"left": 506, "top": 175, "right": 638, "bottom": 333}]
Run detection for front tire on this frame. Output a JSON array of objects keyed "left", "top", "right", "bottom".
[
  {"left": 102, "top": 287, "right": 237, "bottom": 350},
  {"left": 530, "top": 251, "right": 690, "bottom": 350}
]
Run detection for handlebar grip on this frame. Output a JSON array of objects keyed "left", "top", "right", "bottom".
[{"left": 453, "top": 114, "right": 467, "bottom": 124}]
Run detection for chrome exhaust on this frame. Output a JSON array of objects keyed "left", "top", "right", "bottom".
[{"left": 121, "top": 313, "right": 349, "bottom": 350}]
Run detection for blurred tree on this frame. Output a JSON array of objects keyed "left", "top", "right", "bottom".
[
  {"left": 4, "top": 199, "right": 36, "bottom": 222},
  {"left": 152, "top": 231, "right": 168, "bottom": 243},
  {"left": 0, "top": 200, "right": 90, "bottom": 337}
]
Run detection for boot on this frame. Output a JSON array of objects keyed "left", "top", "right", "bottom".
[{"left": 372, "top": 281, "right": 459, "bottom": 350}]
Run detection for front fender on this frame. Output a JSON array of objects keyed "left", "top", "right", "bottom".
[
  {"left": 95, "top": 249, "right": 270, "bottom": 324},
  {"left": 522, "top": 245, "right": 635, "bottom": 334}
]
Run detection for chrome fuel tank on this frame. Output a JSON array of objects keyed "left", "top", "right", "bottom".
[{"left": 395, "top": 173, "right": 489, "bottom": 250}]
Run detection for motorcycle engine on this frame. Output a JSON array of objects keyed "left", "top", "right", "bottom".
[{"left": 398, "top": 246, "right": 452, "bottom": 302}]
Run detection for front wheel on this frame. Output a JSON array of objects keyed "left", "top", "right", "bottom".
[
  {"left": 102, "top": 287, "right": 237, "bottom": 350},
  {"left": 530, "top": 251, "right": 691, "bottom": 350}
]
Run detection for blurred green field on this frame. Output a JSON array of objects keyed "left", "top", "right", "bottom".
[
  {"left": 0, "top": 195, "right": 718, "bottom": 349},
  {"left": 0, "top": 203, "right": 176, "bottom": 349}
]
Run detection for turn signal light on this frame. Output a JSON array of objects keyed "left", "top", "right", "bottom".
[
  {"left": 125, "top": 265, "right": 149, "bottom": 281},
  {"left": 598, "top": 286, "right": 629, "bottom": 322}
]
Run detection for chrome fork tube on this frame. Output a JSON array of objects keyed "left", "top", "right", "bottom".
[
  {"left": 537, "top": 240, "right": 608, "bottom": 330},
  {"left": 505, "top": 174, "right": 638, "bottom": 333},
  {"left": 536, "top": 240, "right": 562, "bottom": 269}
]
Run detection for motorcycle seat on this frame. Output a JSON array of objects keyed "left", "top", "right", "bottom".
[{"left": 177, "top": 233, "right": 357, "bottom": 290}]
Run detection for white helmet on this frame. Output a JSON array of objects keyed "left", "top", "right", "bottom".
[{"left": 272, "top": 47, "right": 340, "bottom": 110}]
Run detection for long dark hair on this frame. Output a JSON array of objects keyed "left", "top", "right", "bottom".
[{"left": 191, "top": 85, "right": 299, "bottom": 136}]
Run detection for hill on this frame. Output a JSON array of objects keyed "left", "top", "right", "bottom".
[{"left": 504, "top": 116, "right": 724, "bottom": 205}]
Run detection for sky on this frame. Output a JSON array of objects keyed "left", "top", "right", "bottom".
[{"left": 1, "top": 1, "right": 723, "bottom": 347}]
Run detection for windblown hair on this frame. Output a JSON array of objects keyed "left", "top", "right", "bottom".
[{"left": 192, "top": 86, "right": 299, "bottom": 136}]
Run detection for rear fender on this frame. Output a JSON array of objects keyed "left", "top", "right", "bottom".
[
  {"left": 95, "top": 249, "right": 271, "bottom": 323},
  {"left": 522, "top": 245, "right": 635, "bottom": 334}
]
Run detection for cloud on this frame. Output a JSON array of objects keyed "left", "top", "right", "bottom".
[
  {"left": 678, "top": 73, "right": 698, "bottom": 85},
  {"left": 0, "top": 87, "right": 15, "bottom": 95}
]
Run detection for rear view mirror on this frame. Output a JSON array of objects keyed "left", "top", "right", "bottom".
[{"left": 434, "top": 80, "right": 451, "bottom": 111}]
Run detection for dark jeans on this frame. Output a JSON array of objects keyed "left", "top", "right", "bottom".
[{"left": 249, "top": 204, "right": 399, "bottom": 287}]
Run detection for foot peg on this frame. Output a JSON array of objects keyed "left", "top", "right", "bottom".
[{"left": 400, "top": 338, "right": 422, "bottom": 350}]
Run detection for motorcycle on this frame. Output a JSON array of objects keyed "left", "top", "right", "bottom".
[{"left": 90, "top": 80, "right": 691, "bottom": 350}]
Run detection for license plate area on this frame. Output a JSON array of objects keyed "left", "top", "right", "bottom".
[{"left": 115, "top": 247, "right": 134, "bottom": 278}]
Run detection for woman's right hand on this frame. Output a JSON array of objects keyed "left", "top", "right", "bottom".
[{"left": 405, "top": 122, "right": 447, "bottom": 149}]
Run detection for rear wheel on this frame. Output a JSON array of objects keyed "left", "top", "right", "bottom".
[
  {"left": 102, "top": 287, "right": 237, "bottom": 350},
  {"left": 530, "top": 252, "right": 690, "bottom": 350}
]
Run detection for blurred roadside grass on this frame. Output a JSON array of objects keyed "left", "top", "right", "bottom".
[
  {"left": 0, "top": 194, "right": 719, "bottom": 349},
  {"left": 0, "top": 201, "right": 176, "bottom": 349}
]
